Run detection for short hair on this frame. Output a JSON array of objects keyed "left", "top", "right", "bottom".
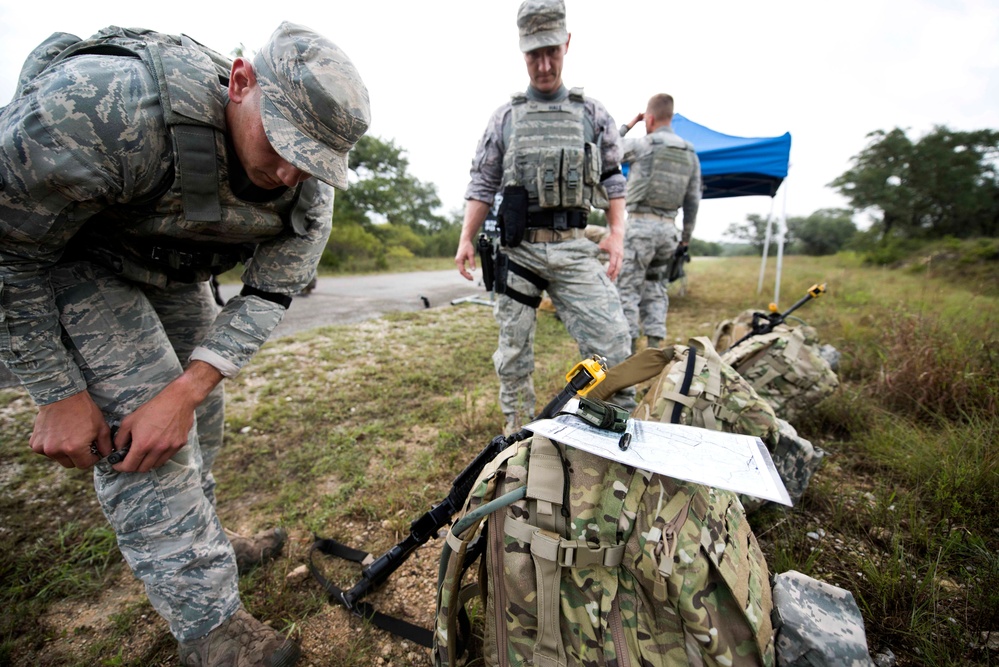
[{"left": 646, "top": 94, "right": 674, "bottom": 121}]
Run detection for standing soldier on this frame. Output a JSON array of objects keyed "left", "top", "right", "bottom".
[
  {"left": 0, "top": 22, "right": 369, "bottom": 666},
  {"left": 455, "top": 0, "right": 634, "bottom": 434},
  {"left": 617, "top": 94, "right": 702, "bottom": 352}
]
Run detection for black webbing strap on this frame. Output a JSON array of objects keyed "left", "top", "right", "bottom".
[
  {"left": 504, "top": 260, "right": 549, "bottom": 309},
  {"left": 503, "top": 288, "right": 542, "bottom": 309},
  {"left": 308, "top": 539, "right": 434, "bottom": 647},
  {"left": 240, "top": 285, "right": 293, "bottom": 309},
  {"left": 670, "top": 345, "right": 698, "bottom": 424},
  {"left": 508, "top": 260, "right": 549, "bottom": 291}
]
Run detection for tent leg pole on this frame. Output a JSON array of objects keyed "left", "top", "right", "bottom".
[
  {"left": 773, "top": 181, "right": 789, "bottom": 306},
  {"left": 757, "top": 198, "right": 776, "bottom": 294}
]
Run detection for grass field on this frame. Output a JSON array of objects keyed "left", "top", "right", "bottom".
[{"left": 1, "top": 250, "right": 996, "bottom": 666}]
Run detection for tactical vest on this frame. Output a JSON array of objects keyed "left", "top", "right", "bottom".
[
  {"left": 625, "top": 129, "right": 695, "bottom": 215},
  {"left": 501, "top": 88, "right": 610, "bottom": 212},
  {"left": 19, "top": 27, "right": 316, "bottom": 285}
]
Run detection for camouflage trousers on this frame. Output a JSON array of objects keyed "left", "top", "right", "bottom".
[
  {"left": 616, "top": 215, "right": 681, "bottom": 340},
  {"left": 50, "top": 261, "right": 239, "bottom": 642},
  {"left": 494, "top": 238, "right": 631, "bottom": 424}
]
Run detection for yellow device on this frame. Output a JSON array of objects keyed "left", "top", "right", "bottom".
[{"left": 567, "top": 355, "right": 607, "bottom": 397}]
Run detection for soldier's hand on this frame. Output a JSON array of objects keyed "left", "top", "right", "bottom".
[
  {"left": 115, "top": 387, "right": 195, "bottom": 473},
  {"left": 30, "top": 392, "right": 112, "bottom": 469},
  {"left": 455, "top": 240, "right": 477, "bottom": 281},
  {"left": 113, "top": 361, "right": 221, "bottom": 473},
  {"left": 600, "top": 232, "right": 624, "bottom": 282}
]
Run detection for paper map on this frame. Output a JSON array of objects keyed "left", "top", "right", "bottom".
[{"left": 525, "top": 400, "right": 791, "bottom": 506}]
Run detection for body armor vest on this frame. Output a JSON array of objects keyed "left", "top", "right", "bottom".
[
  {"left": 625, "top": 130, "right": 695, "bottom": 215},
  {"left": 28, "top": 27, "right": 315, "bottom": 285},
  {"left": 501, "top": 88, "right": 610, "bottom": 212}
]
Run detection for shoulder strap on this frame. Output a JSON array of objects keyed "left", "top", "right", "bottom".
[{"left": 587, "top": 347, "right": 676, "bottom": 401}]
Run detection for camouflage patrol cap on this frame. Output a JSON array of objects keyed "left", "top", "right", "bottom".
[
  {"left": 517, "top": 0, "right": 569, "bottom": 52},
  {"left": 253, "top": 21, "right": 370, "bottom": 189}
]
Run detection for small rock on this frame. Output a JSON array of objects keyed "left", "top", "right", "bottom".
[
  {"left": 983, "top": 631, "right": 999, "bottom": 650},
  {"left": 806, "top": 531, "right": 820, "bottom": 541},
  {"left": 240, "top": 426, "right": 252, "bottom": 434},
  {"left": 872, "top": 647, "right": 897, "bottom": 667},
  {"left": 286, "top": 564, "right": 310, "bottom": 583}
]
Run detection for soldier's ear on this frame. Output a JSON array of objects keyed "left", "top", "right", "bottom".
[
  {"left": 228, "top": 58, "right": 257, "bottom": 102},
  {"left": 564, "top": 33, "right": 571, "bottom": 54}
]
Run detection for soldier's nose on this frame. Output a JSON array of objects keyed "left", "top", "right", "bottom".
[{"left": 276, "top": 162, "right": 309, "bottom": 188}]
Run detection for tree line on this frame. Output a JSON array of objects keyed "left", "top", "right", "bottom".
[
  {"left": 723, "top": 125, "right": 999, "bottom": 257},
  {"left": 319, "top": 125, "right": 998, "bottom": 268}
]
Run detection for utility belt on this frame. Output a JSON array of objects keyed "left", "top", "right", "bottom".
[
  {"left": 67, "top": 236, "right": 254, "bottom": 284},
  {"left": 497, "top": 185, "right": 587, "bottom": 248},
  {"left": 526, "top": 209, "right": 589, "bottom": 230}
]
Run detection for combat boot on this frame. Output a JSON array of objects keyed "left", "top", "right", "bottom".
[
  {"left": 225, "top": 527, "right": 287, "bottom": 574},
  {"left": 646, "top": 335, "right": 663, "bottom": 350},
  {"left": 178, "top": 608, "right": 300, "bottom": 667},
  {"left": 503, "top": 414, "right": 522, "bottom": 437}
]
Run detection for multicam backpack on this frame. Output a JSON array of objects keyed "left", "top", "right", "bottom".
[
  {"left": 592, "top": 337, "right": 781, "bottom": 447},
  {"left": 433, "top": 433, "right": 776, "bottom": 667},
  {"left": 588, "top": 337, "right": 823, "bottom": 511},
  {"left": 718, "top": 323, "right": 839, "bottom": 424}
]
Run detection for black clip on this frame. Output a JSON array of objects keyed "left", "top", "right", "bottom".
[{"left": 618, "top": 432, "right": 632, "bottom": 451}]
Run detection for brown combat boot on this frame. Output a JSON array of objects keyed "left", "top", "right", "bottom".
[
  {"left": 178, "top": 608, "right": 300, "bottom": 667},
  {"left": 225, "top": 527, "right": 287, "bottom": 574}
]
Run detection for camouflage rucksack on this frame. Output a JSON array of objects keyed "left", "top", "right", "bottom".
[
  {"left": 433, "top": 433, "right": 776, "bottom": 667},
  {"left": 588, "top": 337, "right": 823, "bottom": 511},
  {"left": 593, "top": 336, "right": 781, "bottom": 446},
  {"left": 718, "top": 322, "right": 839, "bottom": 424}
]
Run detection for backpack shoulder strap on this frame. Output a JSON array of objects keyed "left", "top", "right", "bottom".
[{"left": 587, "top": 347, "right": 676, "bottom": 401}]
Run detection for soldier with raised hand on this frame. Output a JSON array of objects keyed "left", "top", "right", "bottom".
[
  {"left": 617, "top": 93, "right": 702, "bottom": 352},
  {"left": 0, "top": 22, "right": 369, "bottom": 666},
  {"left": 455, "top": 0, "right": 633, "bottom": 435}
]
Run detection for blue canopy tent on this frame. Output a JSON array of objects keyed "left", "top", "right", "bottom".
[
  {"left": 671, "top": 114, "right": 791, "bottom": 200},
  {"left": 669, "top": 114, "right": 793, "bottom": 302}
]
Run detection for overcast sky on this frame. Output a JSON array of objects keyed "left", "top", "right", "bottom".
[{"left": 2, "top": 0, "right": 997, "bottom": 241}]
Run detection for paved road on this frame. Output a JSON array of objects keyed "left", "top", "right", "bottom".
[
  {"left": 218, "top": 269, "right": 487, "bottom": 338},
  {"left": 0, "top": 270, "right": 489, "bottom": 389}
]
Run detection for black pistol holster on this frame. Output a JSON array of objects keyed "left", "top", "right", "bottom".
[
  {"left": 477, "top": 234, "right": 496, "bottom": 292},
  {"left": 497, "top": 185, "right": 529, "bottom": 248},
  {"left": 493, "top": 251, "right": 547, "bottom": 309}
]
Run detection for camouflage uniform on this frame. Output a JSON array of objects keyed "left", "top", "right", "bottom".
[
  {"left": 617, "top": 124, "right": 701, "bottom": 341},
  {"left": 0, "top": 23, "right": 365, "bottom": 643},
  {"left": 465, "top": 86, "right": 632, "bottom": 425}
]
